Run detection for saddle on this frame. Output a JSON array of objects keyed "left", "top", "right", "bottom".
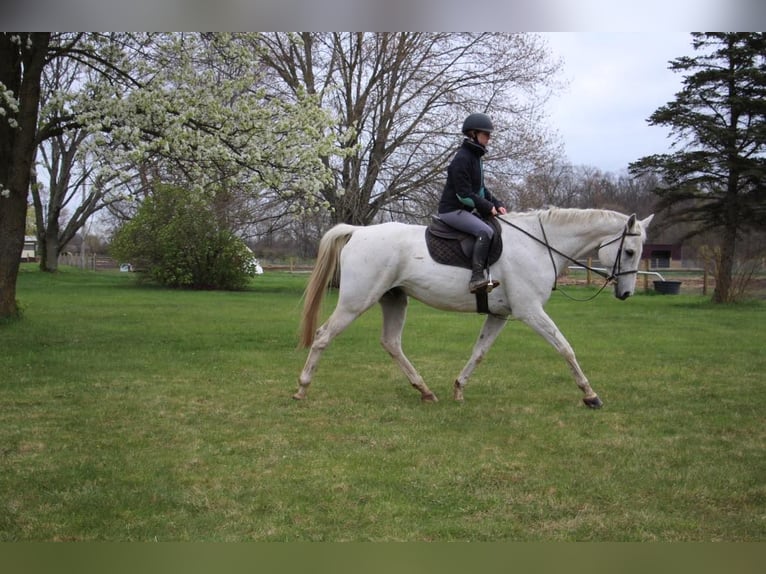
[{"left": 425, "top": 215, "right": 503, "bottom": 270}]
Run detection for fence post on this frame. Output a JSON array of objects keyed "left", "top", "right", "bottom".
[
  {"left": 643, "top": 259, "right": 649, "bottom": 292},
  {"left": 586, "top": 257, "right": 592, "bottom": 286},
  {"left": 703, "top": 264, "right": 708, "bottom": 296}
]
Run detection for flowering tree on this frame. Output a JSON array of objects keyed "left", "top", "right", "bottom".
[
  {"left": 33, "top": 33, "right": 338, "bottom": 271},
  {"left": 0, "top": 33, "right": 337, "bottom": 318},
  {"left": 0, "top": 33, "right": 49, "bottom": 318}
]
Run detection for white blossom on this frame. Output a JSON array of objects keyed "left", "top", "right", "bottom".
[{"left": 33, "top": 33, "right": 342, "bottom": 230}]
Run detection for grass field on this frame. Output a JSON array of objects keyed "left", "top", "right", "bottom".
[{"left": 1, "top": 265, "right": 764, "bottom": 541}]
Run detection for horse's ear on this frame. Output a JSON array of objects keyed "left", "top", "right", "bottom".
[
  {"left": 627, "top": 214, "right": 636, "bottom": 228},
  {"left": 640, "top": 214, "right": 654, "bottom": 229}
]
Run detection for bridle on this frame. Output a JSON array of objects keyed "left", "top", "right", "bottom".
[
  {"left": 597, "top": 225, "right": 642, "bottom": 282},
  {"left": 497, "top": 215, "right": 641, "bottom": 301}
]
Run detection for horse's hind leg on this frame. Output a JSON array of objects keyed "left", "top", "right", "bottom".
[
  {"left": 294, "top": 307, "right": 361, "bottom": 400},
  {"left": 453, "top": 314, "right": 508, "bottom": 401},
  {"left": 379, "top": 288, "right": 438, "bottom": 402}
]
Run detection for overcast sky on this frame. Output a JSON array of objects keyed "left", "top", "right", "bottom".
[{"left": 540, "top": 32, "right": 696, "bottom": 173}]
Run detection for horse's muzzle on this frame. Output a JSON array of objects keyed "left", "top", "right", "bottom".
[{"left": 616, "top": 290, "right": 631, "bottom": 301}]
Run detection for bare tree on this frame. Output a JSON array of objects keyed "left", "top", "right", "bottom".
[
  {"left": 257, "top": 32, "right": 562, "bottom": 231},
  {"left": 19, "top": 33, "right": 148, "bottom": 274},
  {"left": 510, "top": 159, "right": 660, "bottom": 221},
  {"left": 511, "top": 159, "right": 579, "bottom": 209}
]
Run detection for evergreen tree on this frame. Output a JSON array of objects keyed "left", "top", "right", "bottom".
[{"left": 630, "top": 33, "right": 766, "bottom": 303}]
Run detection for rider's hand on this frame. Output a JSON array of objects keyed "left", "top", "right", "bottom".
[{"left": 497, "top": 206, "right": 507, "bottom": 215}]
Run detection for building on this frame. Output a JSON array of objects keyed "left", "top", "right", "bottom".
[
  {"left": 641, "top": 243, "right": 683, "bottom": 268},
  {"left": 21, "top": 235, "right": 37, "bottom": 262}
]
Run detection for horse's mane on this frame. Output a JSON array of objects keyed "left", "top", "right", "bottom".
[{"left": 508, "top": 207, "right": 629, "bottom": 228}]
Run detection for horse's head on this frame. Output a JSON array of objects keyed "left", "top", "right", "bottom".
[{"left": 597, "top": 213, "right": 654, "bottom": 300}]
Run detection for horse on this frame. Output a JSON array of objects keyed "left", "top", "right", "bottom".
[{"left": 294, "top": 208, "right": 654, "bottom": 408}]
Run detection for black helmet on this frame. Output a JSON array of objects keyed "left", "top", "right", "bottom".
[{"left": 462, "top": 113, "right": 494, "bottom": 135}]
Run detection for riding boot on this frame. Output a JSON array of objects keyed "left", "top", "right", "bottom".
[{"left": 468, "top": 235, "right": 491, "bottom": 293}]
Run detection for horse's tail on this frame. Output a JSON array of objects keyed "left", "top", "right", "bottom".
[{"left": 299, "top": 224, "right": 357, "bottom": 348}]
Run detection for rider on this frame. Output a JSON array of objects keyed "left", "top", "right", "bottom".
[{"left": 438, "top": 112, "right": 507, "bottom": 293}]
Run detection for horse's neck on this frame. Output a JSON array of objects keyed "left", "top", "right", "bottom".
[{"left": 536, "top": 210, "right": 626, "bottom": 259}]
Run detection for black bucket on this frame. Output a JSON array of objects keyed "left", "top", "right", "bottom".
[{"left": 653, "top": 280, "right": 682, "bottom": 295}]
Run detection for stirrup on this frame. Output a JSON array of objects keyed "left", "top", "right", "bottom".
[
  {"left": 486, "top": 270, "right": 500, "bottom": 293},
  {"left": 469, "top": 275, "right": 490, "bottom": 293},
  {"left": 473, "top": 279, "right": 500, "bottom": 294},
  {"left": 469, "top": 268, "right": 500, "bottom": 293}
]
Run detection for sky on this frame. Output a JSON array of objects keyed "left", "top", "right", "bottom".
[{"left": 540, "top": 32, "right": 696, "bottom": 173}]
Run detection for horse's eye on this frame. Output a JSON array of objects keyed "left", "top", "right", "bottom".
[{"left": 625, "top": 249, "right": 635, "bottom": 258}]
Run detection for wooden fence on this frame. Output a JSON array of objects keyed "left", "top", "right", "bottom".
[{"left": 58, "top": 253, "right": 119, "bottom": 271}]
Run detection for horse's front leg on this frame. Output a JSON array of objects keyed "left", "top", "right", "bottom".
[
  {"left": 453, "top": 314, "right": 508, "bottom": 401},
  {"left": 519, "top": 308, "right": 602, "bottom": 408}
]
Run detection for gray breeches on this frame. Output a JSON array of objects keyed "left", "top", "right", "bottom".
[{"left": 437, "top": 209, "right": 494, "bottom": 240}]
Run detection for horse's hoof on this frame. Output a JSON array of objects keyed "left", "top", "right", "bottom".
[
  {"left": 421, "top": 392, "right": 438, "bottom": 403},
  {"left": 583, "top": 395, "right": 603, "bottom": 409}
]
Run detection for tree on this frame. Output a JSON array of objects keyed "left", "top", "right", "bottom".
[
  {"left": 257, "top": 33, "right": 561, "bottom": 228},
  {"left": 30, "top": 128, "right": 101, "bottom": 272},
  {"left": 0, "top": 33, "right": 49, "bottom": 319},
  {"left": 30, "top": 47, "right": 128, "bottom": 273},
  {"left": 511, "top": 159, "right": 660, "bottom": 215},
  {"left": 0, "top": 33, "right": 337, "bottom": 319},
  {"left": 110, "top": 184, "right": 258, "bottom": 290},
  {"left": 95, "top": 34, "right": 336, "bottom": 205},
  {"left": 630, "top": 33, "right": 766, "bottom": 303}
]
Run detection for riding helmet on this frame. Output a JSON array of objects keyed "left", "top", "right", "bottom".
[{"left": 461, "top": 113, "right": 494, "bottom": 135}]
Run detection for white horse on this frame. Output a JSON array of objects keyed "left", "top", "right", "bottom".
[{"left": 294, "top": 208, "right": 653, "bottom": 407}]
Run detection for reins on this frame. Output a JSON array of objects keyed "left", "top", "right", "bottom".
[{"left": 496, "top": 214, "right": 640, "bottom": 302}]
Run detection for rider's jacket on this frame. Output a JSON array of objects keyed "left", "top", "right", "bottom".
[{"left": 438, "top": 138, "right": 505, "bottom": 219}]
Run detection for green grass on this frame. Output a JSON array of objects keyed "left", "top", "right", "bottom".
[{"left": 1, "top": 264, "right": 765, "bottom": 541}]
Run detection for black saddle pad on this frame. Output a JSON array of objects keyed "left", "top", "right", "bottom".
[{"left": 425, "top": 216, "right": 503, "bottom": 270}]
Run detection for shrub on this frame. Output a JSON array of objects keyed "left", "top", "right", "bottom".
[{"left": 111, "top": 185, "right": 258, "bottom": 290}]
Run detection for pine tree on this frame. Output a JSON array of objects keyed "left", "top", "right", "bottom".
[{"left": 630, "top": 33, "right": 766, "bottom": 303}]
